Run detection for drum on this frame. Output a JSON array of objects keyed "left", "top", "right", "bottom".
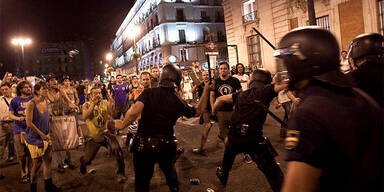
[{"left": 50, "top": 115, "right": 79, "bottom": 151}]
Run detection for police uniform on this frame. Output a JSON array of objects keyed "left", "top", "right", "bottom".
[
  {"left": 348, "top": 33, "right": 384, "bottom": 107},
  {"left": 274, "top": 26, "right": 383, "bottom": 192},
  {"left": 216, "top": 70, "right": 284, "bottom": 192},
  {"left": 285, "top": 81, "right": 383, "bottom": 192},
  {"left": 132, "top": 65, "right": 199, "bottom": 192}
]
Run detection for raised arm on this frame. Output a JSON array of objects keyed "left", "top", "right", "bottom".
[
  {"left": 212, "top": 94, "right": 233, "bottom": 114},
  {"left": 115, "top": 101, "right": 144, "bottom": 130}
]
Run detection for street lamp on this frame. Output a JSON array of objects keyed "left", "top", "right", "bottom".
[
  {"left": 12, "top": 37, "right": 32, "bottom": 76},
  {"left": 128, "top": 25, "right": 141, "bottom": 74},
  {"left": 105, "top": 63, "right": 109, "bottom": 68}
]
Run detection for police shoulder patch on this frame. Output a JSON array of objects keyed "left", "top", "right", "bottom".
[{"left": 285, "top": 130, "right": 300, "bottom": 150}]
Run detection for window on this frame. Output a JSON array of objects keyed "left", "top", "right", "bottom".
[
  {"left": 242, "top": 0, "right": 257, "bottom": 23},
  {"left": 289, "top": 17, "right": 299, "bottom": 30},
  {"left": 179, "top": 30, "right": 186, "bottom": 43},
  {"left": 180, "top": 49, "right": 189, "bottom": 62},
  {"left": 201, "top": 11, "right": 210, "bottom": 22},
  {"left": 203, "top": 28, "right": 210, "bottom": 42},
  {"left": 247, "top": 35, "right": 262, "bottom": 68},
  {"left": 176, "top": 9, "right": 185, "bottom": 22},
  {"left": 316, "top": 15, "right": 330, "bottom": 31}
]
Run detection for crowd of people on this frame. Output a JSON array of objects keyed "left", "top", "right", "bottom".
[{"left": 0, "top": 28, "right": 382, "bottom": 192}]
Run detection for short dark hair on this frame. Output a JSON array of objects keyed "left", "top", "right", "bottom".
[
  {"left": 219, "top": 62, "right": 230, "bottom": 69},
  {"left": 16, "top": 81, "right": 31, "bottom": 96},
  {"left": 33, "top": 81, "right": 48, "bottom": 96},
  {"left": 0, "top": 82, "right": 11, "bottom": 88},
  {"left": 140, "top": 71, "right": 151, "bottom": 78},
  {"left": 116, "top": 74, "right": 122, "bottom": 78}
]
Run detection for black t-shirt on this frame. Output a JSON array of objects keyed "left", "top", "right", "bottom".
[
  {"left": 151, "top": 77, "right": 159, "bottom": 88},
  {"left": 136, "top": 87, "right": 196, "bottom": 137},
  {"left": 231, "top": 84, "right": 276, "bottom": 129},
  {"left": 77, "top": 85, "right": 85, "bottom": 95},
  {"left": 107, "top": 82, "right": 115, "bottom": 92},
  {"left": 213, "top": 76, "right": 241, "bottom": 111},
  {"left": 197, "top": 82, "right": 211, "bottom": 111},
  {"left": 349, "top": 61, "right": 383, "bottom": 107},
  {"left": 285, "top": 81, "right": 383, "bottom": 192},
  {"left": 100, "top": 83, "right": 108, "bottom": 100}
]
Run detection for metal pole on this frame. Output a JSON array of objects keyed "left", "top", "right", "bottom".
[
  {"left": 21, "top": 44, "right": 24, "bottom": 76},
  {"left": 235, "top": 45, "right": 239, "bottom": 64},
  {"left": 206, "top": 54, "right": 212, "bottom": 83},
  {"left": 307, "top": 0, "right": 316, "bottom": 25},
  {"left": 134, "top": 36, "right": 138, "bottom": 75}
]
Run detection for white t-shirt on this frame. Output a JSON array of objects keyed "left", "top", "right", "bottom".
[
  {"left": 233, "top": 74, "right": 249, "bottom": 90},
  {"left": 340, "top": 59, "right": 350, "bottom": 74},
  {"left": 278, "top": 89, "right": 291, "bottom": 104}
]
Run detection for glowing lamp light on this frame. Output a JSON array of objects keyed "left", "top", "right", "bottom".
[
  {"left": 12, "top": 38, "right": 32, "bottom": 46},
  {"left": 105, "top": 64, "right": 109, "bottom": 68},
  {"left": 129, "top": 26, "right": 141, "bottom": 39},
  {"left": 106, "top": 53, "right": 113, "bottom": 61},
  {"left": 168, "top": 55, "right": 177, "bottom": 63}
]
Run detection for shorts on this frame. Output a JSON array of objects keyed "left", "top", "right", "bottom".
[{"left": 25, "top": 140, "right": 49, "bottom": 159}]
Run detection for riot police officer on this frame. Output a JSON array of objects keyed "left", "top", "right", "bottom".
[
  {"left": 274, "top": 26, "right": 383, "bottom": 192},
  {"left": 114, "top": 64, "right": 211, "bottom": 192},
  {"left": 348, "top": 33, "right": 383, "bottom": 107},
  {"left": 213, "top": 69, "right": 287, "bottom": 192}
]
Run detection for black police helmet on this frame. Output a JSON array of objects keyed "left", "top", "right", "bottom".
[
  {"left": 159, "top": 64, "right": 182, "bottom": 88},
  {"left": 275, "top": 26, "right": 353, "bottom": 88},
  {"left": 349, "top": 33, "right": 383, "bottom": 60},
  {"left": 248, "top": 69, "right": 272, "bottom": 89}
]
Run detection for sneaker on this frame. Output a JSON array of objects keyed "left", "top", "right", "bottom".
[
  {"left": 243, "top": 154, "right": 252, "bottom": 164},
  {"left": 116, "top": 174, "right": 127, "bottom": 184},
  {"left": 216, "top": 166, "right": 227, "bottom": 186},
  {"left": 79, "top": 157, "right": 86, "bottom": 174},
  {"left": 7, "top": 156, "right": 15, "bottom": 162}
]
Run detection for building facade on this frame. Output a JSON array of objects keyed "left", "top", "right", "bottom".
[
  {"left": 25, "top": 41, "right": 91, "bottom": 80},
  {"left": 112, "top": 0, "right": 227, "bottom": 74},
  {"left": 223, "top": 0, "right": 384, "bottom": 73}
]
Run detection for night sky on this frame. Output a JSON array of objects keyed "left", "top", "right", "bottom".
[{"left": 0, "top": 0, "right": 134, "bottom": 75}]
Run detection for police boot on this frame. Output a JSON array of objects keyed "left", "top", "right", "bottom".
[
  {"left": 44, "top": 178, "right": 61, "bottom": 192},
  {"left": 30, "top": 183, "right": 37, "bottom": 192},
  {"left": 216, "top": 166, "right": 228, "bottom": 186}
]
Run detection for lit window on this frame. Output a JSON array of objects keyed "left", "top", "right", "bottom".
[
  {"left": 316, "top": 15, "right": 330, "bottom": 31},
  {"left": 242, "top": 0, "right": 257, "bottom": 23},
  {"left": 247, "top": 35, "right": 262, "bottom": 69}
]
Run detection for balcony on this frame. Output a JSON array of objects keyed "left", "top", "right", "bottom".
[
  {"left": 242, "top": 11, "right": 258, "bottom": 24},
  {"left": 201, "top": 16, "right": 211, "bottom": 22},
  {"left": 176, "top": 16, "right": 186, "bottom": 22}
]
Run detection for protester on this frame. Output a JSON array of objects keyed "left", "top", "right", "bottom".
[
  {"left": 0, "top": 82, "right": 14, "bottom": 179},
  {"left": 25, "top": 81, "right": 60, "bottom": 192}
]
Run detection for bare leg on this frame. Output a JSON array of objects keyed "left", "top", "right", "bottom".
[
  {"left": 199, "top": 122, "right": 212, "bottom": 151},
  {"left": 30, "top": 158, "right": 42, "bottom": 184},
  {"left": 42, "top": 148, "right": 52, "bottom": 180}
]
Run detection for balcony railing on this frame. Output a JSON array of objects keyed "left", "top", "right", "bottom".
[
  {"left": 201, "top": 16, "right": 211, "bottom": 22},
  {"left": 242, "top": 11, "right": 258, "bottom": 24}
]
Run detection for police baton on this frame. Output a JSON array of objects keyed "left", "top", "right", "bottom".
[
  {"left": 206, "top": 54, "right": 212, "bottom": 83},
  {"left": 254, "top": 100, "right": 287, "bottom": 128},
  {"left": 252, "top": 27, "right": 276, "bottom": 50}
]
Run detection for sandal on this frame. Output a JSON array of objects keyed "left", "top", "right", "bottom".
[{"left": 20, "top": 175, "right": 29, "bottom": 184}]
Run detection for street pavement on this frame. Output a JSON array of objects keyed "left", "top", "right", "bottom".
[{"left": 0, "top": 106, "right": 287, "bottom": 192}]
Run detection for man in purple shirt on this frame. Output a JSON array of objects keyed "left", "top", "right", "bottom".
[
  {"left": 112, "top": 74, "right": 129, "bottom": 119},
  {"left": 9, "top": 80, "right": 33, "bottom": 184}
]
